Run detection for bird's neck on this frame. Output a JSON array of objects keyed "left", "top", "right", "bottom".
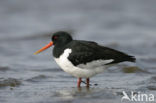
[{"left": 53, "top": 42, "right": 70, "bottom": 58}]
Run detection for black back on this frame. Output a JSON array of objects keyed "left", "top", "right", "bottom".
[{"left": 66, "top": 40, "right": 135, "bottom": 66}]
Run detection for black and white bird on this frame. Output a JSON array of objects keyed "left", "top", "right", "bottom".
[{"left": 34, "top": 31, "right": 136, "bottom": 88}]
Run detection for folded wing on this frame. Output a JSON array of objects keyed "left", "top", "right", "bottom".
[{"left": 67, "top": 40, "right": 136, "bottom": 66}]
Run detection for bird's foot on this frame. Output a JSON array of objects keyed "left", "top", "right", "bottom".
[{"left": 81, "top": 81, "right": 98, "bottom": 86}]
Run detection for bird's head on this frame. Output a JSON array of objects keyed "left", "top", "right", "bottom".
[
  {"left": 34, "top": 31, "right": 72, "bottom": 55},
  {"left": 52, "top": 31, "right": 72, "bottom": 45}
]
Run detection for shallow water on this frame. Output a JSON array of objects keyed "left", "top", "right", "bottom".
[{"left": 0, "top": 0, "right": 156, "bottom": 103}]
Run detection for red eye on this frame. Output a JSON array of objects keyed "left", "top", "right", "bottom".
[{"left": 53, "top": 36, "right": 58, "bottom": 39}]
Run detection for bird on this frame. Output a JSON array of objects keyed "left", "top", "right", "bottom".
[{"left": 34, "top": 31, "right": 136, "bottom": 88}]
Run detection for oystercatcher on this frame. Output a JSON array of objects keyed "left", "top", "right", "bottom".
[{"left": 34, "top": 31, "right": 135, "bottom": 88}]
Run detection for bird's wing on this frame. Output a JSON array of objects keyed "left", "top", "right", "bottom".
[{"left": 67, "top": 40, "right": 135, "bottom": 66}]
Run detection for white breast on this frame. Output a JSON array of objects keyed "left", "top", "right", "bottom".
[{"left": 54, "top": 48, "right": 114, "bottom": 78}]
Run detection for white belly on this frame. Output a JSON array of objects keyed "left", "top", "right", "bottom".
[{"left": 54, "top": 49, "right": 113, "bottom": 78}]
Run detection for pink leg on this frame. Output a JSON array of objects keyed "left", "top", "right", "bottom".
[
  {"left": 86, "top": 78, "right": 90, "bottom": 87},
  {"left": 77, "top": 78, "right": 82, "bottom": 88}
]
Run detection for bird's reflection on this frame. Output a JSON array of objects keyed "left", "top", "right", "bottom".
[{"left": 55, "top": 86, "right": 116, "bottom": 99}]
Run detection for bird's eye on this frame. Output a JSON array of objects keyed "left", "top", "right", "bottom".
[{"left": 53, "top": 36, "right": 58, "bottom": 40}]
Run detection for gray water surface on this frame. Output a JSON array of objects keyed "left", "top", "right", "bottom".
[{"left": 0, "top": 0, "right": 156, "bottom": 103}]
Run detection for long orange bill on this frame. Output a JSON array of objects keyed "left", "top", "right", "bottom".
[{"left": 34, "top": 41, "right": 53, "bottom": 55}]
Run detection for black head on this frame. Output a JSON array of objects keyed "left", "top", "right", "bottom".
[
  {"left": 34, "top": 31, "right": 73, "bottom": 55},
  {"left": 51, "top": 31, "right": 73, "bottom": 46}
]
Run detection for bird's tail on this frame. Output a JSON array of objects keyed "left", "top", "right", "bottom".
[{"left": 127, "top": 55, "right": 136, "bottom": 62}]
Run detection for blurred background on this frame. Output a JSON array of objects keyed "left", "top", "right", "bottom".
[{"left": 0, "top": 0, "right": 156, "bottom": 103}]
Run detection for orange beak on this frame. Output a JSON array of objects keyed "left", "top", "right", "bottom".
[{"left": 34, "top": 41, "right": 53, "bottom": 55}]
